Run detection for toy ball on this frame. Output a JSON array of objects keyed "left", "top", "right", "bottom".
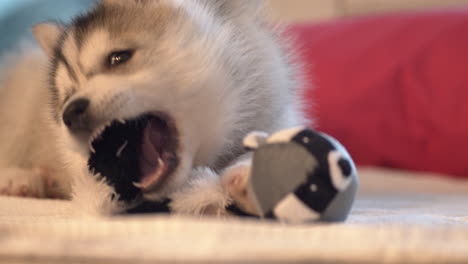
[{"left": 242, "top": 127, "right": 359, "bottom": 223}]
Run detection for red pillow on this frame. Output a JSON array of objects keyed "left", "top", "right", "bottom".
[{"left": 287, "top": 9, "right": 468, "bottom": 178}]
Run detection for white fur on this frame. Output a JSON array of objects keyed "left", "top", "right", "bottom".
[
  {"left": 32, "top": 23, "right": 63, "bottom": 58},
  {"left": 170, "top": 167, "right": 231, "bottom": 216},
  {"left": 0, "top": 0, "right": 307, "bottom": 216},
  {"left": 56, "top": 64, "right": 73, "bottom": 96},
  {"left": 79, "top": 29, "right": 112, "bottom": 75},
  {"left": 0, "top": 45, "right": 71, "bottom": 199}
]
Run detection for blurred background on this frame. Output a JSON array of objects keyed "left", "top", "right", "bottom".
[
  {"left": 3, "top": 0, "right": 468, "bottom": 51},
  {"left": 0, "top": 0, "right": 94, "bottom": 53},
  {"left": 268, "top": 0, "right": 468, "bottom": 21}
]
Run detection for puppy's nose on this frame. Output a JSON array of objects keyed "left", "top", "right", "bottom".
[{"left": 62, "top": 98, "right": 90, "bottom": 130}]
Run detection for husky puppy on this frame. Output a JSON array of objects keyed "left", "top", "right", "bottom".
[{"left": 0, "top": 0, "right": 306, "bottom": 215}]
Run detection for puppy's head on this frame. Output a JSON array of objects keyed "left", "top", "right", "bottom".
[{"left": 33, "top": 0, "right": 264, "bottom": 201}]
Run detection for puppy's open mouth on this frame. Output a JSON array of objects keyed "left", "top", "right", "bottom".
[{"left": 87, "top": 113, "right": 179, "bottom": 201}]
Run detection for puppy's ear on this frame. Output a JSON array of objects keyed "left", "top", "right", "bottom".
[
  {"left": 243, "top": 131, "right": 269, "bottom": 151},
  {"left": 33, "top": 22, "right": 64, "bottom": 58}
]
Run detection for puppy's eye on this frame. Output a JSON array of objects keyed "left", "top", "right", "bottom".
[{"left": 107, "top": 50, "right": 134, "bottom": 67}]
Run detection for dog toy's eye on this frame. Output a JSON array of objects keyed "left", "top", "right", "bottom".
[
  {"left": 108, "top": 50, "right": 134, "bottom": 67},
  {"left": 301, "top": 134, "right": 317, "bottom": 144}
]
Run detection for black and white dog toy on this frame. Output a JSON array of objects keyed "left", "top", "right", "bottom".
[{"left": 234, "top": 127, "right": 359, "bottom": 223}]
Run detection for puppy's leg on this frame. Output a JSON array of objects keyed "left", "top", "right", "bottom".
[
  {"left": 170, "top": 167, "right": 232, "bottom": 216},
  {"left": 170, "top": 154, "right": 259, "bottom": 217},
  {"left": 0, "top": 167, "right": 67, "bottom": 198}
]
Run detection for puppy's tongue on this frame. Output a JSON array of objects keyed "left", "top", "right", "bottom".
[{"left": 134, "top": 119, "right": 169, "bottom": 191}]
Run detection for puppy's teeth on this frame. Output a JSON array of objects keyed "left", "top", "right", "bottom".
[
  {"left": 118, "top": 119, "right": 126, "bottom": 124},
  {"left": 157, "top": 157, "right": 164, "bottom": 166},
  {"left": 89, "top": 126, "right": 104, "bottom": 147},
  {"left": 93, "top": 126, "right": 105, "bottom": 139},
  {"left": 133, "top": 182, "right": 144, "bottom": 188},
  {"left": 89, "top": 144, "right": 96, "bottom": 153}
]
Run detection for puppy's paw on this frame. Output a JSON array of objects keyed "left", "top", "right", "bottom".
[
  {"left": 170, "top": 167, "right": 231, "bottom": 216},
  {"left": 221, "top": 163, "right": 258, "bottom": 215},
  {"left": 0, "top": 168, "right": 46, "bottom": 198},
  {"left": 0, "top": 167, "right": 69, "bottom": 199},
  {"left": 40, "top": 168, "right": 70, "bottom": 199}
]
